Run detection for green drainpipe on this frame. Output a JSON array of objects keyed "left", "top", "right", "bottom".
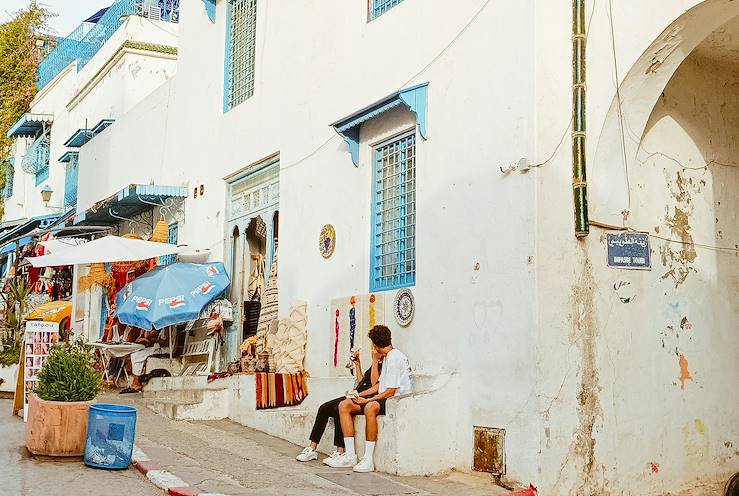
[{"left": 572, "top": 0, "right": 589, "bottom": 237}]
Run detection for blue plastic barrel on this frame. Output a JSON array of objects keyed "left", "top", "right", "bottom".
[{"left": 83, "top": 403, "right": 137, "bottom": 469}]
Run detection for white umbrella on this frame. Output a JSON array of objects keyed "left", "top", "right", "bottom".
[{"left": 26, "top": 235, "right": 181, "bottom": 267}]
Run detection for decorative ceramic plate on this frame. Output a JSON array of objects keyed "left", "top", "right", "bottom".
[
  {"left": 319, "top": 224, "right": 336, "bottom": 259},
  {"left": 394, "top": 288, "right": 415, "bottom": 327}
]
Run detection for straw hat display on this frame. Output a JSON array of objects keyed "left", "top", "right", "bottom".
[
  {"left": 78, "top": 263, "right": 115, "bottom": 293},
  {"left": 111, "top": 233, "right": 149, "bottom": 272}
]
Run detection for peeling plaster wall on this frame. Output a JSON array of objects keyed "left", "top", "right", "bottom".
[{"left": 535, "top": 2, "right": 739, "bottom": 494}]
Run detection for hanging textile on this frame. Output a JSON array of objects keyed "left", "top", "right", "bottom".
[
  {"left": 247, "top": 253, "right": 265, "bottom": 300},
  {"left": 255, "top": 371, "right": 309, "bottom": 409},
  {"left": 255, "top": 251, "right": 278, "bottom": 353}
]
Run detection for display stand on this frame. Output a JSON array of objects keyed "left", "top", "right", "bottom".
[{"left": 22, "top": 321, "right": 59, "bottom": 421}]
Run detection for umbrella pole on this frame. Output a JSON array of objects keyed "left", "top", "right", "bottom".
[{"left": 168, "top": 325, "right": 173, "bottom": 361}]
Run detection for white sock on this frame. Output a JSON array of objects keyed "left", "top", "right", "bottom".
[
  {"left": 364, "top": 441, "right": 376, "bottom": 461},
  {"left": 343, "top": 437, "right": 355, "bottom": 456}
]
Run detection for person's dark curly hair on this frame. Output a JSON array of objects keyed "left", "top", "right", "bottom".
[
  {"left": 726, "top": 472, "right": 739, "bottom": 496},
  {"left": 368, "top": 325, "right": 392, "bottom": 348}
]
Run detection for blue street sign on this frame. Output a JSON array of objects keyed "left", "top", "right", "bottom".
[{"left": 607, "top": 232, "right": 651, "bottom": 269}]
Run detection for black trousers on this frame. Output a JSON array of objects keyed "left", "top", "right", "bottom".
[{"left": 309, "top": 396, "right": 345, "bottom": 448}]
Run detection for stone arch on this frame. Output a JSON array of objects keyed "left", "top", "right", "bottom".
[{"left": 590, "top": 0, "right": 739, "bottom": 226}]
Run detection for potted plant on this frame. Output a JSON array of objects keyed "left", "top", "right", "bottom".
[{"left": 26, "top": 338, "right": 102, "bottom": 456}]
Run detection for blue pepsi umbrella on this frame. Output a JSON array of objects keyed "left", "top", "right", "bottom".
[{"left": 115, "top": 262, "right": 230, "bottom": 330}]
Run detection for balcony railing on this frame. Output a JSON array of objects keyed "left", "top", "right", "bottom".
[{"left": 37, "top": 0, "right": 179, "bottom": 90}]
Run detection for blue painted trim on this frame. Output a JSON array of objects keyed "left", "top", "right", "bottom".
[
  {"left": 0, "top": 213, "right": 61, "bottom": 245},
  {"left": 369, "top": 133, "right": 416, "bottom": 292},
  {"left": 203, "top": 0, "right": 216, "bottom": 22},
  {"left": 35, "top": 166, "right": 49, "bottom": 186},
  {"left": 0, "top": 235, "right": 33, "bottom": 255},
  {"left": 6, "top": 113, "right": 53, "bottom": 138},
  {"left": 91, "top": 119, "right": 115, "bottom": 135},
  {"left": 223, "top": 0, "right": 233, "bottom": 113},
  {"left": 58, "top": 151, "right": 78, "bottom": 163},
  {"left": 331, "top": 82, "right": 428, "bottom": 166},
  {"left": 72, "top": 184, "right": 188, "bottom": 225},
  {"left": 64, "top": 128, "right": 95, "bottom": 148}
]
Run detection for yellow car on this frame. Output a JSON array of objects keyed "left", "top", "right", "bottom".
[{"left": 27, "top": 300, "right": 72, "bottom": 335}]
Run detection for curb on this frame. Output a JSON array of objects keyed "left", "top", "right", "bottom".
[{"left": 132, "top": 446, "right": 231, "bottom": 496}]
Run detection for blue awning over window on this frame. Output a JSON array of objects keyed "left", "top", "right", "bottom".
[
  {"left": 7, "top": 113, "right": 54, "bottom": 138},
  {"left": 64, "top": 128, "right": 95, "bottom": 148},
  {"left": 0, "top": 236, "right": 33, "bottom": 256},
  {"left": 58, "top": 151, "right": 78, "bottom": 163},
  {"left": 91, "top": 119, "right": 115, "bottom": 135},
  {"left": 0, "top": 213, "right": 62, "bottom": 246},
  {"left": 73, "top": 184, "right": 188, "bottom": 226},
  {"left": 331, "top": 83, "right": 428, "bottom": 166}
]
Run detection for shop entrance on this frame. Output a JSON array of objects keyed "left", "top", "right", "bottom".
[{"left": 224, "top": 154, "right": 280, "bottom": 361}]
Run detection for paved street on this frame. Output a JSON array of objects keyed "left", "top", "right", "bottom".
[
  {"left": 1, "top": 399, "right": 157, "bottom": 496},
  {"left": 2, "top": 394, "right": 510, "bottom": 496}
]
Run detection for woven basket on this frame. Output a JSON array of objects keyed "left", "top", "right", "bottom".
[
  {"left": 111, "top": 233, "right": 149, "bottom": 272},
  {"left": 240, "top": 357, "right": 255, "bottom": 375},
  {"left": 227, "top": 360, "right": 241, "bottom": 374},
  {"left": 78, "top": 263, "right": 115, "bottom": 293},
  {"left": 151, "top": 219, "right": 169, "bottom": 243}
]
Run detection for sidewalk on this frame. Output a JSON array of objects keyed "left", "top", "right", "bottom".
[{"left": 111, "top": 393, "right": 511, "bottom": 496}]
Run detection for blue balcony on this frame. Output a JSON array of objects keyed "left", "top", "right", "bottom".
[{"left": 37, "top": 0, "right": 179, "bottom": 90}]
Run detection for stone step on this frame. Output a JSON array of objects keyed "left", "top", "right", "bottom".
[{"left": 142, "top": 389, "right": 205, "bottom": 404}]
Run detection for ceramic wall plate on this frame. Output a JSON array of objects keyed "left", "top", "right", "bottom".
[
  {"left": 394, "top": 288, "right": 415, "bottom": 327},
  {"left": 319, "top": 224, "right": 336, "bottom": 259}
]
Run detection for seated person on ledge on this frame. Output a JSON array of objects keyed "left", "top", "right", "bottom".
[
  {"left": 329, "top": 325, "right": 411, "bottom": 473},
  {"left": 121, "top": 327, "right": 169, "bottom": 393},
  {"left": 296, "top": 347, "right": 383, "bottom": 464}
]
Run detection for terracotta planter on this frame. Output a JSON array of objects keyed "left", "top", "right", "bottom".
[{"left": 25, "top": 394, "right": 94, "bottom": 456}]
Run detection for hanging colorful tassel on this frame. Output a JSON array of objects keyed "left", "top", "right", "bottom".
[
  {"left": 349, "top": 296, "right": 357, "bottom": 350},
  {"left": 369, "top": 294, "right": 376, "bottom": 328},
  {"left": 334, "top": 309, "right": 340, "bottom": 367}
]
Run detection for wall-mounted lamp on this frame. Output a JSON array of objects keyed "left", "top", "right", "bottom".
[{"left": 41, "top": 185, "right": 53, "bottom": 204}]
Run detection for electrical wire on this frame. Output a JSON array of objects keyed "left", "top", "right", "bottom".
[
  {"left": 608, "top": 0, "right": 631, "bottom": 211},
  {"left": 589, "top": 221, "right": 739, "bottom": 254},
  {"left": 282, "top": 0, "right": 495, "bottom": 172},
  {"left": 399, "top": 0, "right": 492, "bottom": 90},
  {"left": 529, "top": 0, "right": 598, "bottom": 169}
]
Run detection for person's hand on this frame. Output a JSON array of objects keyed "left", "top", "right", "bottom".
[
  {"left": 351, "top": 396, "right": 369, "bottom": 406},
  {"left": 371, "top": 348, "right": 382, "bottom": 363},
  {"left": 350, "top": 349, "right": 361, "bottom": 364}
]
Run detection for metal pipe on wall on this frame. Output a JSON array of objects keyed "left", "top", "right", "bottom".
[{"left": 572, "top": 0, "right": 589, "bottom": 237}]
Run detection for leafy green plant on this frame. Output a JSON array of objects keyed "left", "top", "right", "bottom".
[
  {"left": 0, "top": 339, "right": 19, "bottom": 366},
  {"left": 35, "top": 338, "right": 101, "bottom": 402},
  {"left": 2, "top": 278, "right": 32, "bottom": 346}
]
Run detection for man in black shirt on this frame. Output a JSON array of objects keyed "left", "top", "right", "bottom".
[{"left": 296, "top": 349, "right": 381, "bottom": 464}]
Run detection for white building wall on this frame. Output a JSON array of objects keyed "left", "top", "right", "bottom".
[
  {"left": 69, "top": 0, "right": 739, "bottom": 492},
  {"left": 2, "top": 16, "right": 178, "bottom": 223},
  {"left": 534, "top": 0, "right": 739, "bottom": 494}
]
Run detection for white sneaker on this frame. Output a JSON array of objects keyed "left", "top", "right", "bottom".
[
  {"left": 296, "top": 447, "right": 318, "bottom": 462},
  {"left": 322, "top": 450, "right": 341, "bottom": 466},
  {"left": 325, "top": 452, "right": 357, "bottom": 468},
  {"left": 353, "top": 456, "right": 375, "bottom": 473}
]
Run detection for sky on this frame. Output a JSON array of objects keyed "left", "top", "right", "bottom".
[{"left": 1, "top": 0, "right": 112, "bottom": 37}]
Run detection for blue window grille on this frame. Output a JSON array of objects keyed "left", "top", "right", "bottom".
[
  {"left": 159, "top": 223, "right": 178, "bottom": 265},
  {"left": 2, "top": 158, "right": 14, "bottom": 198},
  {"left": 20, "top": 134, "right": 51, "bottom": 185},
  {"left": 64, "top": 152, "right": 79, "bottom": 208},
  {"left": 371, "top": 133, "right": 416, "bottom": 291},
  {"left": 372, "top": 0, "right": 405, "bottom": 18},
  {"left": 224, "top": 0, "right": 257, "bottom": 112},
  {"left": 38, "top": 0, "right": 179, "bottom": 90}
]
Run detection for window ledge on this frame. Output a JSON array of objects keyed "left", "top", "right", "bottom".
[{"left": 331, "top": 82, "right": 428, "bottom": 166}]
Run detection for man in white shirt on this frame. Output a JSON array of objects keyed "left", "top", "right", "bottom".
[{"left": 329, "top": 325, "right": 412, "bottom": 473}]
